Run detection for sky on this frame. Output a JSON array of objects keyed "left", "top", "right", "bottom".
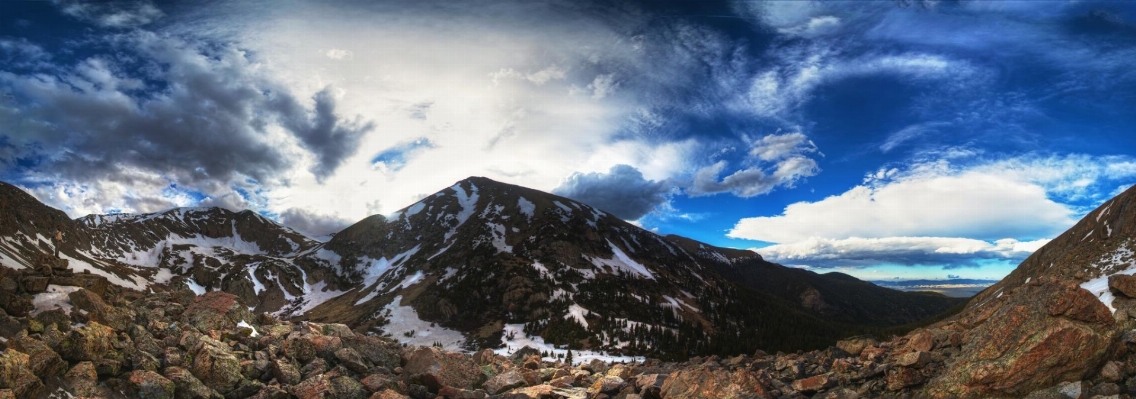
[{"left": 2, "top": 0, "right": 1136, "bottom": 281}]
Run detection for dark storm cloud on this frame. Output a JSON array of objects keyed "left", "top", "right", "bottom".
[
  {"left": 278, "top": 207, "right": 354, "bottom": 237},
  {"left": 0, "top": 32, "right": 372, "bottom": 189},
  {"left": 553, "top": 164, "right": 672, "bottom": 221}
]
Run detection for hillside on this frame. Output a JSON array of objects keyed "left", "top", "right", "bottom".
[{"left": 0, "top": 178, "right": 963, "bottom": 363}]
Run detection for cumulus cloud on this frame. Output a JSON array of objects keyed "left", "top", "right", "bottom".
[
  {"left": 278, "top": 208, "right": 354, "bottom": 237},
  {"left": 729, "top": 153, "right": 1136, "bottom": 245},
  {"left": 56, "top": 0, "right": 163, "bottom": 28},
  {"left": 757, "top": 236, "right": 1050, "bottom": 269},
  {"left": 0, "top": 31, "right": 373, "bottom": 214},
  {"left": 553, "top": 165, "right": 673, "bottom": 220},
  {"left": 689, "top": 132, "right": 820, "bottom": 197}
]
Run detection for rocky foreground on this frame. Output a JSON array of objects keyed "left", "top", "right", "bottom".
[{"left": 1, "top": 256, "right": 1134, "bottom": 399}]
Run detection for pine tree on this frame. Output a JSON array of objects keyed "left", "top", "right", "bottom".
[{"left": 566, "top": 349, "right": 574, "bottom": 365}]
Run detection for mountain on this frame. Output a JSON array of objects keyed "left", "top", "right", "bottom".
[{"left": 0, "top": 178, "right": 963, "bottom": 362}]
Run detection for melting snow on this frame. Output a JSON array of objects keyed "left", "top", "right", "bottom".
[
  {"left": 249, "top": 268, "right": 266, "bottom": 295},
  {"left": 62, "top": 252, "right": 148, "bottom": 290},
  {"left": 236, "top": 320, "right": 260, "bottom": 337},
  {"left": 566, "top": 303, "right": 590, "bottom": 328},
  {"left": 495, "top": 324, "right": 643, "bottom": 365},
  {"left": 553, "top": 201, "right": 573, "bottom": 214},
  {"left": 185, "top": 278, "right": 207, "bottom": 296},
  {"left": 487, "top": 223, "right": 513, "bottom": 253},
  {"left": 382, "top": 295, "right": 466, "bottom": 349},
  {"left": 1081, "top": 244, "right": 1136, "bottom": 313},
  {"left": 445, "top": 182, "right": 480, "bottom": 241},
  {"left": 405, "top": 202, "right": 426, "bottom": 218},
  {"left": 397, "top": 270, "right": 425, "bottom": 290},
  {"left": 32, "top": 285, "right": 82, "bottom": 316},
  {"left": 517, "top": 197, "right": 536, "bottom": 220},
  {"left": 586, "top": 240, "right": 655, "bottom": 280}
]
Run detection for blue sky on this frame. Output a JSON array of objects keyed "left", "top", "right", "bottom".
[{"left": 2, "top": 0, "right": 1136, "bottom": 280}]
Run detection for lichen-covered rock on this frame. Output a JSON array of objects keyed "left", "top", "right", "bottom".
[
  {"left": 68, "top": 288, "right": 135, "bottom": 331},
  {"left": 483, "top": 368, "right": 526, "bottom": 394},
  {"left": 587, "top": 375, "right": 626, "bottom": 396},
  {"left": 791, "top": 372, "right": 835, "bottom": 394},
  {"left": 188, "top": 336, "right": 244, "bottom": 394},
  {"left": 402, "top": 346, "right": 482, "bottom": 391},
  {"left": 64, "top": 362, "right": 102, "bottom": 397},
  {"left": 125, "top": 370, "right": 176, "bottom": 399},
  {"left": 8, "top": 335, "right": 66, "bottom": 377},
  {"left": 0, "top": 350, "right": 42, "bottom": 397},
  {"left": 164, "top": 366, "right": 223, "bottom": 399},
  {"left": 335, "top": 347, "right": 369, "bottom": 374},
  {"left": 182, "top": 291, "right": 255, "bottom": 332},
  {"left": 292, "top": 374, "right": 331, "bottom": 399},
  {"left": 836, "top": 336, "right": 879, "bottom": 357},
  {"left": 659, "top": 366, "right": 771, "bottom": 399},
  {"left": 58, "top": 322, "right": 115, "bottom": 362},
  {"left": 341, "top": 335, "right": 401, "bottom": 370},
  {"left": 360, "top": 374, "right": 394, "bottom": 392},
  {"left": 250, "top": 385, "right": 291, "bottom": 399},
  {"left": 330, "top": 375, "right": 368, "bottom": 399},
  {"left": 271, "top": 358, "right": 303, "bottom": 385},
  {"left": 1109, "top": 274, "right": 1136, "bottom": 298},
  {"left": 923, "top": 281, "right": 1117, "bottom": 398},
  {"left": 284, "top": 335, "right": 317, "bottom": 363}
]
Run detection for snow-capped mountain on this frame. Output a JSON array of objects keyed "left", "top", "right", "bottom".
[{"left": 0, "top": 178, "right": 963, "bottom": 361}]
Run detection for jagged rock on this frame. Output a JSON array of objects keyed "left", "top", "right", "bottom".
[
  {"left": 659, "top": 366, "right": 771, "bottom": 399},
  {"left": 587, "top": 375, "right": 625, "bottom": 395},
  {"left": 310, "top": 334, "right": 343, "bottom": 360},
  {"left": 125, "top": 370, "right": 176, "bottom": 399},
  {"left": 292, "top": 374, "right": 331, "bottom": 399},
  {"left": 905, "top": 330, "right": 934, "bottom": 352},
  {"left": 182, "top": 291, "right": 255, "bottom": 332},
  {"left": 836, "top": 336, "right": 878, "bottom": 357},
  {"left": 34, "top": 308, "right": 70, "bottom": 333},
  {"left": 284, "top": 335, "right": 318, "bottom": 363},
  {"left": 635, "top": 374, "right": 666, "bottom": 398},
  {"left": 401, "top": 346, "right": 481, "bottom": 391},
  {"left": 164, "top": 366, "right": 223, "bottom": 399},
  {"left": 188, "top": 336, "right": 243, "bottom": 394},
  {"left": 22, "top": 277, "right": 47, "bottom": 293},
  {"left": 886, "top": 367, "right": 924, "bottom": 391},
  {"left": 1109, "top": 274, "right": 1136, "bottom": 298},
  {"left": 272, "top": 359, "right": 303, "bottom": 385},
  {"left": 791, "top": 372, "right": 835, "bottom": 394},
  {"left": 8, "top": 335, "right": 66, "bottom": 377},
  {"left": 370, "top": 390, "right": 410, "bottom": 399},
  {"left": 360, "top": 374, "right": 394, "bottom": 392},
  {"left": 65, "top": 362, "right": 102, "bottom": 397},
  {"left": 68, "top": 288, "right": 136, "bottom": 331},
  {"left": 1099, "top": 360, "right": 1124, "bottom": 383},
  {"left": 606, "top": 364, "right": 632, "bottom": 380},
  {"left": 924, "top": 281, "right": 1117, "bottom": 398},
  {"left": 0, "top": 350, "right": 41, "bottom": 397},
  {"left": 820, "top": 387, "right": 860, "bottom": 399},
  {"left": 0, "top": 292, "right": 32, "bottom": 317},
  {"left": 58, "top": 321, "right": 115, "bottom": 362},
  {"left": 231, "top": 379, "right": 266, "bottom": 398},
  {"left": 504, "top": 384, "right": 554, "bottom": 398},
  {"left": 250, "top": 385, "right": 291, "bottom": 399},
  {"left": 483, "top": 368, "right": 526, "bottom": 394},
  {"left": 1024, "top": 380, "right": 1086, "bottom": 399},
  {"left": 301, "top": 358, "right": 329, "bottom": 380},
  {"left": 895, "top": 351, "right": 931, "bottom": 369},
  {"left": 331, "top": 376, "right": 369, "bottom": 399},
  {"left": 333, "top": 347, "right": 370, "bottom": 375}
]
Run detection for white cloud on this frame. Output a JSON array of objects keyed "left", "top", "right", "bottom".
[
  {"left": 757, "top": 236, "right": 1050, "bottom": 269},
  {"left": 325, "top": 49, "right": 353, "bottom": 60},
  {"left": 58, "top": 0, "right": 163, "bottom": 28},
  {"left": 689, "top": 132, "right": 820, "bottom": 197},
  {"left": 729, "top": 154, "right": 1136, "bottom": 244}
]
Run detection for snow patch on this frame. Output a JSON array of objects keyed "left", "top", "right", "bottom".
[
  {"left": 517, "top": 197, "right": 536, "bottom": 220},
  {"left": 32, "top": 285, "right": 82, "bottom": 316},
  {"left": 397, "top": 270, "right": 425, "bottom": 290},
  {"left": 381, "top": 295, "right": 466, "bottom": 349},
  {"left": 237, "top": 320, "right": 259, "bottom": 337},
  {"left": 585, "top": 240, "right": 655, "bottom": 280},
  {"left": 185, "top": 278, "right": 207, "bottom": 296},
  {"left": 405, "top": 202, "right": 427, "bottom": 218},
  {"left": 566, "top": 304, "right": 590, "bottom": 328},
  {"left": 495, "top": 324, "right": 643, "bottom": 365}
]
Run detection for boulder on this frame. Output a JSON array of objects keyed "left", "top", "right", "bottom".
[
  {"left": 587, "top": 375, "right": 626, "bottom": 396},
  {"left": 836, "top": 336, "right": 879, "bottom": 357},
  {"left": 182, "top": 291, "right": 255, "bottom": 332},
  {"left": 189, "top": 336, "right": 243, "bottom": 394},
  {"left": 164, "top": 366, "right": 223, "bottom": 399},
  {"left": 401, "top": 346, "right": 482, "bottom": 391},
  {"left": 271, "top": 359, "right": 302, "bottom": 385},
  {"left": 342, "top": 335, "right": 401, "bottom": 370},
  {"left": 330, "top": 376, "right": 368, "bottom": 399},
  {"left": 64, "top": 361, "right": 105, "bottom": 397},
  {"left": 924, "top": 281, "right": 1118, "bottom": 398},
  {"left": 0, "top": 350, "right": 41, "bottom": 397},
  {"left": 791, "top": 373, "right": 836, "bottom": 394},
  {"left": 659, "top": 366, "right": 771, "bottom": 399},
  {"left": 635, "top": 374, "right": 667, "bottom": 398},
  {"left": 291, "top": 374, "right": 331, "bottom": 399},
  {"left": 58, "top": 322, "right": 115, "bottom": 361},
  {"left": 8, "top": 336, "right": 66, "bottom": 377},
  {"left": 894, "top": 351, "right": 931, "bottom": 369},
  {"left": 1109, "top": 274, "right": 1136, "bottom": 298},
  {"left": 360, "top": 374, "right": 394, "bottom": 392},
  {"left": 483, "top": 368, "right": 526, "bottom": 394},
  {"left": 125, "top": 370, "right": 176, "bottom": 399},
  {"left": 68, "top": 288, "right": 135, "bottom": 331}
]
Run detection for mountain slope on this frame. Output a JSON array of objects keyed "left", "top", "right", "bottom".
[
  {"left": 293, "top": 177, "right": 964, "bottom": 359},
  {"left": 0, "top": 178, "right": 963, "bottom": 362}
]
